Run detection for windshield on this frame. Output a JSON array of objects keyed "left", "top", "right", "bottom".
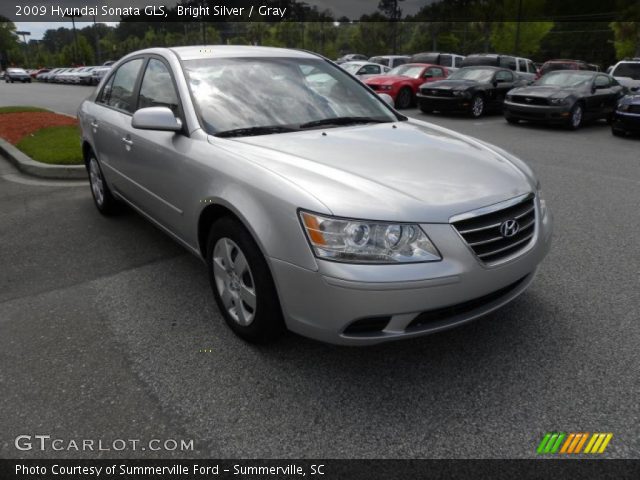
[
  {"left": 612, "top": 63, "right": 640, "bottom": 80},
  {"left": 537, "top": 71, "right": 593, "bottom": 87},
  {"left": 341, "top": 63, "right": 363, "bottom": 74},
  {"left": 184, "top": 57, "right": 397, "bottom": 135},
  {"left": 449, "top": 68, "right": 495, "bottom": 82},
  {"left": 388, "top": 64, "right": 425, "bottom": 79}
]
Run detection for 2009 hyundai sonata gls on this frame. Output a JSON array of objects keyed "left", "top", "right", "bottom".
[{"left": 79, "top": 46, "right": 553, "bottom": 345}]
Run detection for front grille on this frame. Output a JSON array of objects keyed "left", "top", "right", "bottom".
[
  {"left": 510, "top": 95, "right": 548, "bottom": 106},
  {"left": 452, "top": 195, "right": 536, "bottom": 264},
  {"left": 407, "top": 275, "right": 528, "bottom": 330},
  {"left": 421, "top": 88, "right": 453, "bottom": 97}
]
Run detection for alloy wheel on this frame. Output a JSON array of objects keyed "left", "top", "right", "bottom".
[
  {"left": 213, "top": 237, "right": 257, "bottom": 326},
  {"left": 471, "top": 96, "right": 484, "bottom": 117},
  {"left": 89, "top": 157, "right": 105, "bottom": 206},
  {"left": 571, "top": 105, "right": 583, "bottom": 129}
]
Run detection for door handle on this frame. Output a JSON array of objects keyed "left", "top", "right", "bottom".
[
  {"left": 90, "top": 120, "right": 99, "bottom": 129},
  {"left": 121, "top": 137, "right": 133, "bottom": 146}
]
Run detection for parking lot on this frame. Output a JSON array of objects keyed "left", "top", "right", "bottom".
[{"left": 1, "top": 81, "right": 639, "bottom": 458}]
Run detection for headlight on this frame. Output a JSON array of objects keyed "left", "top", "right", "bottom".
[
  {"left": 452, "top": 90, "right": 468, "bottom": 97},
  {"left": 618, "top": 103, "right": 629, "bottom": 112},
  {"left": 299, "top": 211, "right": 441, "bottom": 264},
  {"left": 380, "top": 85, "right": 393, "bottom": 90},
  {"left": 549, "top": 97, "right": 568, "bottom": 105},
  {"left": 506, "top": 94, "right": 513, "bottom": 101}
]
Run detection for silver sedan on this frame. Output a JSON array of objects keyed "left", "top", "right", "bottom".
[{"left": 78, "top": 46, "right": 553, "bottom": 345}]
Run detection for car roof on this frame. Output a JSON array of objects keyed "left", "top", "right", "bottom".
[
  {"left": 166, "top": 45, "right": 319, "bottom": 61},
  {"left": 459, "top": 65, "right": 505, "bottom": 70}
]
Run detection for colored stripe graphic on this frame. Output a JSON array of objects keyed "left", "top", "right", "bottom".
[{"left": 538, "top": 433, "right": 613, "bottom": 454}]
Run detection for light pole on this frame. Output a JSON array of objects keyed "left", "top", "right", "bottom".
[
  {"left": 514, "top": 0, "right": 523, "bottom": 56},
  {"left": 64, "top": 13, "right": 82, "bottom": 65},
  {"left": 16, "top": 31, "right": 31, "bottom": 66},
  {"left": 93, "top": 15, "right": 101, "bottom": 65}
]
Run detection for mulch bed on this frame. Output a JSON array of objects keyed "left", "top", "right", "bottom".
[{"left": 0, "top": 112, "right": 78, "bottom": 145}]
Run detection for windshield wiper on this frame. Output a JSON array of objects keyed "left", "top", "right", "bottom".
[
  {"left": 215, "top": 125, "right": 298, "bottom": 138},
  {"left": 299, "top": 116, "right": 391, "bottom": 130}
]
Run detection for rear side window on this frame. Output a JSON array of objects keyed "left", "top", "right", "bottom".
[
  {"left": 138, "top": 59, "right": 180, "bottom": 116},
  {"left": 500, "top": 56, "right": 517, "bottom": 71},
  {"left": 518, "top": 59, "right": 527, "bottom": 72},
  {"left": 100, "top": 58, "right": 144, "bottom": 114},
  {"left": 454, "top": 56, "right": 463, "bottom": 67}
]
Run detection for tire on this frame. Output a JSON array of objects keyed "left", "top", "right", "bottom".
[
  {"left": 567, "top": 103, "right": 584, "bottom": 130},
  {"left": 469, "top": 94, "right": 485, "bottom": 118},
  {"left": 611, "top": 126, "right": 625, "bottom": 137},
  {"left": 396, "top": 87, "right": 413, "bottom": 109},
  {"left": 505, "top": 115, "right": 520, "bottom": 125},
  {"left": 419, "top": 102, "right": 433, "bottom": 114},
  {"left": 88, "top": 153, "right": 120, "bottom": 215},
  {"left": 207, "top": 217, "right": 285, "bottom": 344}
]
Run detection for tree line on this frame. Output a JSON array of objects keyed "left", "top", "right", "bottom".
[{"left": 0, "top": 0, "right": 638, "bottom": 70}]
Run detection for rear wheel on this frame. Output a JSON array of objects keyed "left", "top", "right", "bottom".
[
  {"left": 88, "top": 154, "right": 120, "bottom": 215},
  {"left": 396, "top": 87, "right": 413, "bottom": 109},
  {"left": 469, "top": 95, "right": 485, "bottom": 118},
  {"left": 207, "top": 217, "right": 285, "bottom": 343}
]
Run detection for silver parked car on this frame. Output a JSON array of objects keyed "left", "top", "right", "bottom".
[{"left": 78, "top": 46, "right": 553, "bottom": 345}]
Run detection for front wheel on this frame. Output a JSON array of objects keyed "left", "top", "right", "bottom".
[
  {"left": 469, "top": 95, "right": 485, "bottom": 118},
  {"left": 207, "top": 217, "right": 285, "bottom": 343},
  {"left": 396, "top": 87, "right": 413, "bottom": 109},
  {"left": 568, "top": 103, "right": 584, "bottom": 130},
  {"left": 505, "top": 115, "right": 520, "bottom": 125}
]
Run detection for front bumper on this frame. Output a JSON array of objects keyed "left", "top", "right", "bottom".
[
  {"left": 416, "top": 93, "right": 471, "bottom": 112},
  {"left": 612, "top": 111, "right": 640, "bottom": 134},
  {"left": 270, "top": 198, "right": 553, "bottom": 345},
  {"left": 504, "top": 101, "right": 571, "bottom": 123}
]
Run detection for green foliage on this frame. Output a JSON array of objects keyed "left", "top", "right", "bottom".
[
  {"left": 490, "top": 22, "right": 554, "bottom": 57},
  {"left": 610, "top": 22, "right": 640, "bottom": 58},
  {"left": 16, "top": 125, "right": 82, "bottom": 165},
  {"left": 0, "top": 106, "right": 49, "bottom": 113}
]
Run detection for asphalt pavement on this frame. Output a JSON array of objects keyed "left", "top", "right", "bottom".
[{"left": 1, "top": 82, "right": 639, "bottom": 459}]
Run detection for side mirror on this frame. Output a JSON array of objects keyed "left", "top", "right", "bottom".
[
  {"left": 132, "top": 107, "right": 182, "bottom": 132},
  {"left": 378, "top": 93, "right": 394, "bottom": 108}
]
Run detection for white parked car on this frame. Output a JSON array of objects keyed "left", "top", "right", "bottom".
[
  {"left": 341, "top": 61, "right": 391, "bottom": 80},
  {"left": 608, "top": 60, "right": 640, "bottom": 91}
]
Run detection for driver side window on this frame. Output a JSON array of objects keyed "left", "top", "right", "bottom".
[
  {"left": 495, "top": 70, "right": 514, "bottom": 82},
  {"left": 138, "top": 58, "right": 180, "bottom": 116},
  {"left": 594, "top": 75, "right": 611, "bottom": 88}
]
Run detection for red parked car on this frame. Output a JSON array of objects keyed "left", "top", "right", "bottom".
[
  {"left": 536, "top": 59, "right": 594, "bottom": 79},
  {"left": 365, "top": 63, "right": 448, "bottom": 109}
]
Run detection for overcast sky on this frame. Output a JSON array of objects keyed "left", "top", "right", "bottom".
[{"left": 10, "top": 1, "right": 430, "bottom": 39}]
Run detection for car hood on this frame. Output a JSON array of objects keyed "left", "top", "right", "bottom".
[
  {"left": 510, "top": 85, "right": 579, "bottom": 97},
  {"left": 614, "top": 76, "right": 640, "bottom": 89},
  {"left": 209, "top": 121, "right": 534, "bottom": 223},
  {"left": 367, "top": 75, "right": 413, "bottom": 85},
  {"left": 423, "top": 79, "right": 479, "bottom": 90}
]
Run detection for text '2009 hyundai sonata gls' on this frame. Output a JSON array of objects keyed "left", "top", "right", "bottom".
[{"left": 79, "top": 46, "right": 553, "bottom": 345}]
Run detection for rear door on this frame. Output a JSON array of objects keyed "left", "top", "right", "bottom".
[
  {"left": 91, "top": 57, "right": 146, "bottom": 203},
  {"left": 588, "top": 75, "right": 621, "bottom": 118}
]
